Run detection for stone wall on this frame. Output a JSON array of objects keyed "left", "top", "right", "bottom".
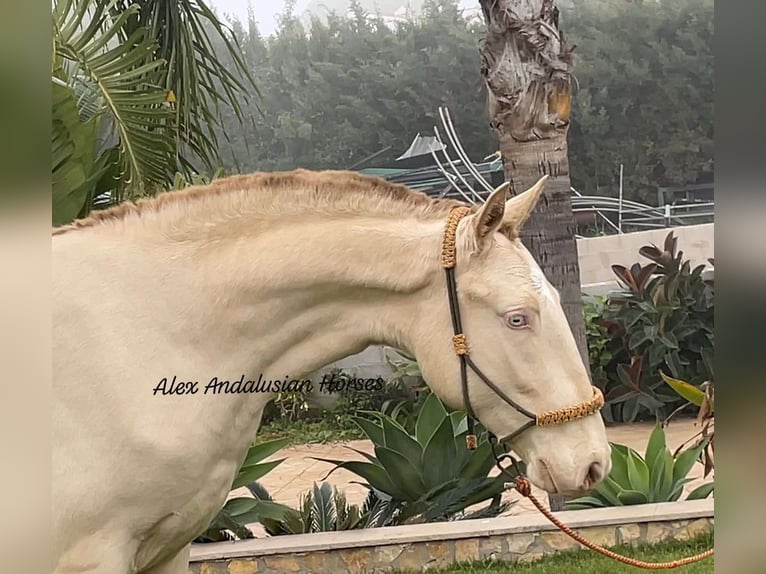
[{"left": 189, "top": 500, "right": 714, "bottom": 574}]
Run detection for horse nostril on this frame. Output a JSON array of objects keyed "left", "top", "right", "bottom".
[{"left": 583, "top": 461, "right": 604, "bottom": 490}]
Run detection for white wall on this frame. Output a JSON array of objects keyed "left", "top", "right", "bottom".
[{"left": 578, "top": 223, "right": 714, "bottom": 287}]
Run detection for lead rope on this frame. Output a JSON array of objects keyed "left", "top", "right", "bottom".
[
  {"left": 515, "top": 476, "right": 713, "bottom": 569},
  {"left": 488, "top": 436, "right": 714, "bottom": 569},
  {"left": 440, "top": 206, "right": 713, "bottom": 569}
]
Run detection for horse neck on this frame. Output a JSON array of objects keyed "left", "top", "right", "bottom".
[{"left": 113, "top": 213, "right": 445, "bottom": 380}]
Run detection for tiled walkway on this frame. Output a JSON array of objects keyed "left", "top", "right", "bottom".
[{"left": 231, "top": 418, "right": 712, "bottom": 535}]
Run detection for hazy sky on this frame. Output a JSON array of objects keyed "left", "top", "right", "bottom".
[
  {"left": 208, "top": 1, "right": 478, "bottom": 37},
  {"left": 208, "top": 1, "right": 311, "bottom": 36}
]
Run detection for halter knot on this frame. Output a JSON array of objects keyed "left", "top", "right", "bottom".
[{"left": 452, "top": 334, "right": 468, "bottom": 355}]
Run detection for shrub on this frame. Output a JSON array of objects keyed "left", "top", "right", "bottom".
[
  {"left": 250, "top": 481, "right": 395, "bottom": 535},
  {"left": 256, "top": 418, "right": 366, "bottom": 445},
  {"left": 582, "top": 294, "right": 613, "bottom": 390},
  {"left": 314, "top": 393, "right": 513, "bottom": 524},
  {"left": 259, "top": 366, "right": 424, "bottom": 436},
  {"left": 565, "top": 423, "right": 713, "bottom": 510},
  {"left": 593, "top": 232, "right": 714, "bottom": 422}
]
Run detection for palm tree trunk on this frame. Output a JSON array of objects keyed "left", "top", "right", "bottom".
[
  {"left": 478, "top": 0, "right": 587, "bottom": 368},
  {"left": 478, "top": 0, "right": 586, "bottom": 512}
]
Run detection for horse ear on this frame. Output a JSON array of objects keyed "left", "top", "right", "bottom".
[
  {"left": 503, "top": 175, "right": 548, "bottom": 236},
  {"left": 467, "top": 181, "right": 509, "bottom": 249}
]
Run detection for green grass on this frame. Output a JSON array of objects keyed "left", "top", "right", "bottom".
[{"left": 392, "top": 533, "right": 714, "bottom": 573}]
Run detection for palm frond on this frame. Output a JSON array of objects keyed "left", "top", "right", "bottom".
[
  {"left": 52, "top": 73, "right": 116, "bottom": 225},
  {"left": 246, "top": 481, "right": 274, "bottom": 501},
  {"left": 114, "top": 0, "right": 260, "bottom": 174},
  {"left": 333, "top": 488, "right": 350, "bottom": 530},
  {"left": 310, "top": 482, "right": 337, "bottom": 532},
  {"left": 54, "top": 1, "right": 177, "bottom": 201},
  {"left": 204, "top": 507, "right": 254, "bottom": 541},
  {"left": 453, "top": 496, "right": 511, "bottom": 521},
  {"left": 358, "top": 490, "right": 399, "bottom": 528},
  {"left": 421, "top": 478, "right": 504, "bottom": 523}
]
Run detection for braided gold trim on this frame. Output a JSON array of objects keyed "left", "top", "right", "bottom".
[
  {"left": 536, "top": 387, "right": 605, "bottom": 427},
  {"left": 440, "top": 206, "right": 471, "bottom": 269},
  {"left": 452, "top": 334, "right": 468, "bottom": 355}
]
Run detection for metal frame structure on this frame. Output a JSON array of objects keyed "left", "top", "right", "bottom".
[{"left": 391, "top": 105, "right": 716, "bottom": 235}]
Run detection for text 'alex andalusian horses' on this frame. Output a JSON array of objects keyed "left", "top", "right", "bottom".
[{"left": 52, "top": 170, "right": 610, "bottom": 574}]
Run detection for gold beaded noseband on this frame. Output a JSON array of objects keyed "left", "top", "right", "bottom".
[{"left": 440, "top": 206, "right": 604, "bottom": 450}]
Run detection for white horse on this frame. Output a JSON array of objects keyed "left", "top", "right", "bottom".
[{"left": 52, "top": 170, "right": 611, "bottom": 574}]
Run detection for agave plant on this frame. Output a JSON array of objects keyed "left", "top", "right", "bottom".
[
  {"left": 195, "top": 437, "right": 293, "bottom": 542},
  {"left": 315, "top": 393, "right": 514, "bottom": 523},
  {"left": 565, "top": 424, "right": 713, "bottom": 510}
]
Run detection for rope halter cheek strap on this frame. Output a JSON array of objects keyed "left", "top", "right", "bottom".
[{"left": 439, "top": 206, "right": 605, "bottom": 451}]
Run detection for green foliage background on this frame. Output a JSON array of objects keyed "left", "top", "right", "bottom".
[{"left": 214, "top": 0, "right": 713, "bottom": 204}]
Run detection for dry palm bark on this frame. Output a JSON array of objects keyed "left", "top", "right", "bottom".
[{"left": 479, "top": 0, "right": 588, "bottom": 369}]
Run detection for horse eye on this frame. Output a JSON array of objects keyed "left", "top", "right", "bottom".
[{"left": 505, "top": 313, "right": 529, "bottom": 329}]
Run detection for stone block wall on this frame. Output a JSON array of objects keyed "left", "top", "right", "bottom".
[{"left": 189, "top": 500, "right": 714, "bottom": 574}]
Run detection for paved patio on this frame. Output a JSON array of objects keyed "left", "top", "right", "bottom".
[{"left": 231, "top": 418, "right": 712, "bottom": 535}]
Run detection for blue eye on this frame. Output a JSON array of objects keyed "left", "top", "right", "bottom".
[{"left": 505, "top": 313, "right": 529, "bottom": 329}]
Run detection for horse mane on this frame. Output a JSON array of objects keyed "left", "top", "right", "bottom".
[{"left": 51, "top": 169, "right": 480, "bottom": 237}]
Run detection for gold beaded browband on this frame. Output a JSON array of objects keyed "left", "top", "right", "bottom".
[{"left": 440, "top": 206, "right": 605, "bottom": 450}]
